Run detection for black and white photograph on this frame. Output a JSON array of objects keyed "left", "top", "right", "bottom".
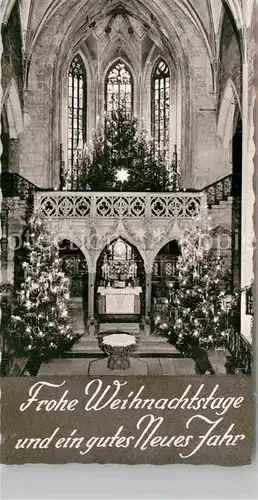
[
  {"left": 1, "top": 0, "right": 254, "bottom": 379},
  {"left": 0, "top": 0, "right": 256, "bottom": 473}
]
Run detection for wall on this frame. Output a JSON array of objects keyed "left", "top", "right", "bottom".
[
  {"left": 218, "top": 4, "right": 242, "bottom": 112},
  {"left": 240, "top": 13, "right": 255, "bottom": 342},
  {"left": 17, "top": 0, "right": 230, "bottom": 191},
  {"left": 1, "top": 1, "right": 24, "bottom": 178},
  {"left": 2, "top": 1, "right": 23, "bottom": 102}
]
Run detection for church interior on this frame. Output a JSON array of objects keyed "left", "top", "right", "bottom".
[{"left": 0, "top": 0, "right": 255, "bottom": 376}]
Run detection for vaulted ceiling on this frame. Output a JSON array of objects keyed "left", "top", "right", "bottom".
[
  {"left": 23, "top": 0, "right": 240, "bottom": 57},
  {"left": 1, "top": 0, "right": 255, "bottom": 55},
  {"left": 1, "top": 0, "right": 255, "bottom": 100}
]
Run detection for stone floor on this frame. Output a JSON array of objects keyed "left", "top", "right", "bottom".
[
  {"left": 38, "top": 356, "right": 197, "bottom": 376},
  {"left": 72, "top": 332, "right": 180, "bottom": 357},
  {"left": 37, "top": 322, "right": 230, "bottom": 376},
  {"left": 37, "top": 347, "right": 229, "bottom": 376}
]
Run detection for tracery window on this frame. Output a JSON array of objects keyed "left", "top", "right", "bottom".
[
  {"left": 151, "top": 59, "right": 170, "bottom": 160},
  {"left": 106, "top": 238, "right": 133, "bottom": 261},
  {"left": 152, "top": 240, "right": 180, "bottom": 281},
  {"left": 68, "top": 55, "right": 87, "bottom": 189},
  {"left": 58, "top": 240, "right": 88, "bottom": 297},
  {"left": 99, "top": 238, "right": 140, "bottom": 284},
  {"left": 105, "top": 61, "right": 133, "bottom": 114}
]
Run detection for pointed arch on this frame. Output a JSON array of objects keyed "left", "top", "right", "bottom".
[
  {"left": 104, "top": 59, "right": 133, "bottom": 114},
  {"left": 217, "top": 79, "right": 241, "bottom": 148},
  {"left": 152, "top": 239, "right": 180, "bottom": 281},
  {"left": 100, "top": 33, "right": 140, "bottom": 76},
  {"left": 223, "top": 0, "right": 244, "bottom": 30},
  {"left": 50, "top": 230, "right": 92, "bottom": 271},
  {"left": 58, "top": 239, "right": 88, "bottom": 298},
  {"left": 152, "top": 224, "right": 185, "bottom": 261},
  {"left": 151, "top": 58, "right": 170, "bottom": 160},
  {"left": 95, "top": 235, "right": 145, "bottom": 319},
  {"left": 2, "top": 78, "right": 23, "bottom": 139},
  {"left": 94, "top": 232, "right": 146, "bottom": 270},
  {"left": 67, "top": 53, "right": 87, "bottom": 189},
  {"left": 97, "top": 237, "right": 142, "bottom": 264}
]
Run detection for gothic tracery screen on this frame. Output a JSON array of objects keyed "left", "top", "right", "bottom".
[
  {"left": 152, "top": 59, "right": 170, "bottom": 160},
  {"left": 68, "top": 54, "right": 87, "bottom": 189},
  {"left": 105, "top": 61, "right": 133, "bottom": 114}
]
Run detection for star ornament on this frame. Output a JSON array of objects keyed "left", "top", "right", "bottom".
[{"left": 116, "top": 168, "right": 129, "bottom": 183}]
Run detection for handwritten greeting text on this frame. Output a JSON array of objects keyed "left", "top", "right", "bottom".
[{"left": 14, "top": 379, "right": 246, "bottom": 459}]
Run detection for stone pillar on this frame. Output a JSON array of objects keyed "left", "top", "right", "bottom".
[
  {"left": 8, "top": 138, "right": 20, "bottom": 173},
  {"left": 145, "top": 272, "right": 152, "bottom": 318},
  {"left": 141, "top": 267, "right": 152, "bottom": 337},
  {"left": 5, "top": 249, "right": 15, "bottom": 284},
  {"left": 87, "top": 270, "right": 96, "bottom": 336}
]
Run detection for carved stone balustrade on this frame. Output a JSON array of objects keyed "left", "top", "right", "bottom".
[
  {"left": 33, "top": 191, "right": 207, "bottom": 276},
  {"left": 34, "top": 191, "right": 206, "bottom": 220}
]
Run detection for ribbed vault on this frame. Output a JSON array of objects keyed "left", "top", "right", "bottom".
[{"left": 2, "top": 1, "right": 252, "bottom": 50}]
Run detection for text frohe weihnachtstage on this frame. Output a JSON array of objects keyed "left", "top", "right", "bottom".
[{"left": 15, "top": 379, "right": 246, "bottom": 459}]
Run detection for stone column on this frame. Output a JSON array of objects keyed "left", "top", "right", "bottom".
[
  {"left": 5, "top": 249, "right": 15, "bottom": 284},
  {"left": 87, "top": 270, "right": 96, "bottom": 336},
  {"left": 145, "top": 272, "right": 152, "bottom": 318},
  {"left": 142, "top": 263, "right": 152, "bottom": 337},
  {"left": 8, "top": 138, "right": 20, "bottom": 173}
]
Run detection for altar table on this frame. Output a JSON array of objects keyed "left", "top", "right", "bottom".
[{"left": 97, "top": 286, "right": 142, "bottom": 315}]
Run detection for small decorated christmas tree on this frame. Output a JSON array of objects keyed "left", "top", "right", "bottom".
[
  {"left": 155, "top": 215, "right": 234, "bottom": 355},
  {"left": 10, "top": 214, "right": 80, "bottom": 359}
]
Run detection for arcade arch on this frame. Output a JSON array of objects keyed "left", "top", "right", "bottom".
[{"left": 95, "top": 237, "right": 145, "bottom": 321}]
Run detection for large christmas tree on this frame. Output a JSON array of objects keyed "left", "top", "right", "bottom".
[
  {"left": 10, "top": 214, "right": 80, "bottom": 359},
  {"left": 155, "top": 215, "right": 234, "bottom": 355},
  {"left": 76, "top": 107, "right": 170, "bottom": 191}
]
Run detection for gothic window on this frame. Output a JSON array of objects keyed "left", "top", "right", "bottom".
[
  {"left": 105, "top": 61, "right": 133, "bottom": 114},
  {"left": 164, "top": 261, "right": 176, "bottom": 277},
  {"left": 105, "top": 238, "right": 133, "bottom": 261},
  {"left": 68, "top": 55, "right": 87, "bottom": 188},
  {"left": 151, "top": 59, "right": 170, "bottom": 159},
  {"left": 152, "top": 240, "right": 180, "bottom": 283},
  {"left": 153, "top": 262, "right": 159, "bottom": 277},
  {"left": 58, "top": 240, "right": 88, "bottom": 297}
]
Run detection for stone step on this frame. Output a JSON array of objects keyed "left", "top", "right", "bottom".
[
  {"left": 99, "top": 323, "right": 140, "bottom": 334},
  {"left": 207, "top": 349, "right": 230, "bottom": 375},
  {"left": 38, "top": 357, "right": 197, "bottom": 376},
  {"left": 72, "top": 339, "right": 99, "bottom": 353},
  {"left": 71, "top": 335, "right": 179, "bottom": 355},
  {"left": 140, "top": 335, "right": 169, "bottom": 343},
  {"left": 76, "top": 334, "right": 170, "bottom": 343}
]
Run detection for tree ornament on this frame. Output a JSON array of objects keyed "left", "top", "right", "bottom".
[
  {"left": 154, "top": 213, "right": 236, "bottom": 356},
  {"left": 76, "top": 106, "right": 170, "bottom": 192},
  {"left": 9, "top": 214, "right": 80, "bottom": 360}
]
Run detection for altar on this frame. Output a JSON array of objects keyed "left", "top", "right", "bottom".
[{"left": 97, "top": 286, "right": 142, "bottom": 316}]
